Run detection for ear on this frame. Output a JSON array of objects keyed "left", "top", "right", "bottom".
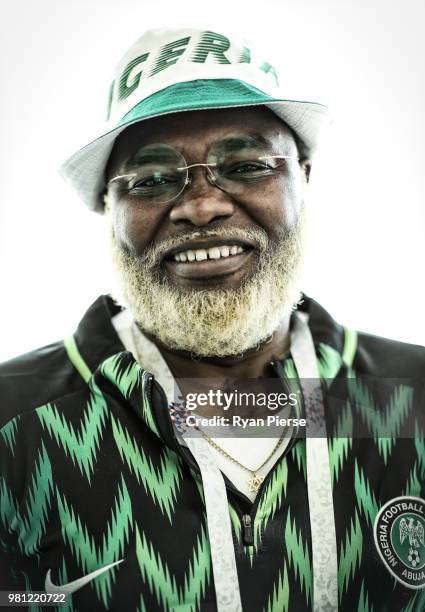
[
  {"left": 300, "top": 160, "right": 312, "bottom": 183},
  {"left": 102, "top": 190, "right": 112, "bottom": 215}
]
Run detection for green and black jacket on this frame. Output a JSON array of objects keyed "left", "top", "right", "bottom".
[{"left": 0, "top": 295, "right": 424, "bottom": 611}]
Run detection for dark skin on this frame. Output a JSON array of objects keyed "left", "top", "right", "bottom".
[{"left": 105, "top": 107, "right": 310, "bottom": 399}]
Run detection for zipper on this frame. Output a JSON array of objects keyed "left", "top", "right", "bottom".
[
  {"left": 242, "top": 514, "right": 254, "bottom": 546},
  {"left": 238, "top": 432, "right": 300, "bottom": 540}
]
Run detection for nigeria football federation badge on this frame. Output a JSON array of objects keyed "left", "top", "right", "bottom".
[{"left": 374, "top": 496, "right": 425, "bottom": 589}]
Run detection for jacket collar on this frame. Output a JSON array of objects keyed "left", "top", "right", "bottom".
[
  {"left": 74, "top": 295, "right": 125, "bottom": 374},
  {"left": 297, "top": 295, "right": 345, "bottom": 356}
]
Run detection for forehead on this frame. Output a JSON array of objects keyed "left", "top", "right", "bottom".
[{"left": 106, "top": 106, "right": 297, "bottom": 175}]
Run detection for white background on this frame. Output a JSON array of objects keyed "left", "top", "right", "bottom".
[{"left": 0, "top": 0, "right": 424, "bottom": 362}]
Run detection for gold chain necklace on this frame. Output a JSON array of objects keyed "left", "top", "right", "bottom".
[
  {"left": 131, "top": 322, "right": 287, "bottom": 494},
  {"left": 198, "top": 427, "right": 288, "bottom": 493}
]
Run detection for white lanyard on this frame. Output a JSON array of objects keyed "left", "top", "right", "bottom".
[
  {"left": 183, "top": 435, "right": 244, "bottom": 612},
  {"left": 291, "top": 312, "right": 338, "bottom": 611}
]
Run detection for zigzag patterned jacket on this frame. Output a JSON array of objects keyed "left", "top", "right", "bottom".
[{"left": 0, "top": 295, "right": 424, "bottom": 611}]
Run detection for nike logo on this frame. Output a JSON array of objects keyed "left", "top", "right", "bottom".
[{"left": 45, "top": 559, "right": 124, "bottom": 595}]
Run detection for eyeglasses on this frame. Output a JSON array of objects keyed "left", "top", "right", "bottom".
[{"left": 107, "top": 141, "right": 299, "bottom": 205}]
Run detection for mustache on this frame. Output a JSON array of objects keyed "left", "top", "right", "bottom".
[{"left": 130, "top": 226, "right": 271, "bottom": 268}]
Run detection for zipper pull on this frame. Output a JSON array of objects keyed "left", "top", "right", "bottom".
[{"left": 242, "top": 514, "right": 254, "bottom": 546}]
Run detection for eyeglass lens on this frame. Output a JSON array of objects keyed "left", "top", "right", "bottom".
[{"left": 111, "top": 138, "right": 294, "bottom": 205}]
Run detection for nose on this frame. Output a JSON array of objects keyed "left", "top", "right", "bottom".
[{"left": 169, "top": 168, "right": 235, "bottom": 227}]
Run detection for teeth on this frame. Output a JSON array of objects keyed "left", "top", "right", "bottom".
[
  {"left": 195, "top": 249, "right": 208, "bottom": 261},
  {"left": 208, "top": 247, "right": 221, "bottom": 260},
  {"left": 173, "top": 244, "right": 246, "bottom": 263}
]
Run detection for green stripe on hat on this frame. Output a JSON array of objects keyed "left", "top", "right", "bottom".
[{"left": 118, "top": 79, "right": 283, "bottom": 127}]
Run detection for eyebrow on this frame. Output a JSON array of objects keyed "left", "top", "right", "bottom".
[
  {"left": 122, "top": 133, "right": 275, "bottom": 169},
  {"left": 124, "top": 149, "right": 179, "bottom": 169},
  {"left": 213, "top": 133, "right": 274, "bottom": 150}
]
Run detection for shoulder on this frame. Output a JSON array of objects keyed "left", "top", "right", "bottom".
[
  {"left": 305, "top": 295, "right": 425, "bottom": 378},
  {"left": 0, "top": 295, "right": 126, "bottom": 430},
  {"left": 354, "top": 329, "right": 425, "bottom": 379},
  {"left": 0, "top": 341, "right": 84, "bottom": 428}
]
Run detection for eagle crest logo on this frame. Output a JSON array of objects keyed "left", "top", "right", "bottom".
[{"left": 399, "top": 517, "right": 425, "bottom": 550}]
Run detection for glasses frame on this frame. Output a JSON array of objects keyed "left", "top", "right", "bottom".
[{"left": 107, "top": 153, "right": 300, "bottom": 205}]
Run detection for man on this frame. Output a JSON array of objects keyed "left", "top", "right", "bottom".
[{"left": 0, "top": 27, "right": 424, "bottom": 612}]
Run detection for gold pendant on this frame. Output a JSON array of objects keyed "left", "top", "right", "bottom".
[{"left": 248, "top": 472, "right": 264, "bottom": 493}]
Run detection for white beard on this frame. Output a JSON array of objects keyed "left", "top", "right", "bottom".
[{"left": 109, "top": 213, "right": 306, "bottom": 357}]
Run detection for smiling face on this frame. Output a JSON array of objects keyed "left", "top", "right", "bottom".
[{"left": 105, "top": 106, "right": 310, "bottom": 357}]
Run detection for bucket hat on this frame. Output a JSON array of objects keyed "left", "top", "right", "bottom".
[{"left": 60, "top": 27, "right": 329, "bottom": 212}]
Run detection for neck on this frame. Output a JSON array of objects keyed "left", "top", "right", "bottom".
[{"left": 142, "top": 316, "right": 291, "bottom": 380}]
